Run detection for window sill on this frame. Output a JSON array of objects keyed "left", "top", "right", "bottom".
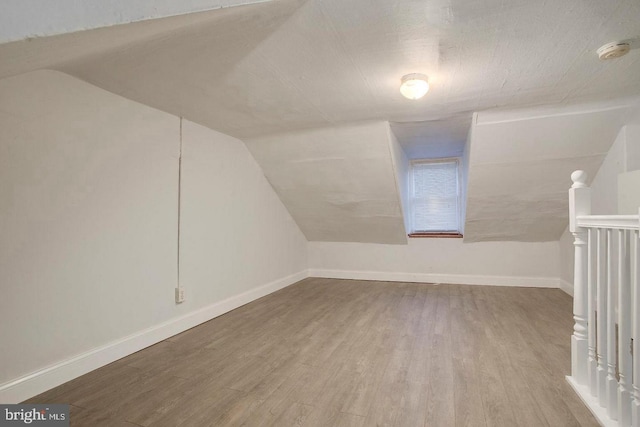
[{"left": 408, "top": 232, "right": 463, "bottom": 239}]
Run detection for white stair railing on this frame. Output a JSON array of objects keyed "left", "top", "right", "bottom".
[{"left": 567, "top": 170, "right": 640, "bottom": 427}]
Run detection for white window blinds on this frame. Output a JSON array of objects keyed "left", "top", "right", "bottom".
[{"left": 410, "top": 160, "right": 460, "bottom": 232}]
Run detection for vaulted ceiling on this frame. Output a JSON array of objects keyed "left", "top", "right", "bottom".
[{"left": 1, "top": 0, "right": 639, "bottom": 243}]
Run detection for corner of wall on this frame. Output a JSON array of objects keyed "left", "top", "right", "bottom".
[
  {"left": 460, "top": 124, "right": 473, "bottom": 235},
  {"left": 386, "top": 125, "right": 411, "bottom": 237}
]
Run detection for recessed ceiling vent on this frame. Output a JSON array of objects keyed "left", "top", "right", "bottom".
[{"left": 597, "top": 42, "right": 631, "bottom": 60}]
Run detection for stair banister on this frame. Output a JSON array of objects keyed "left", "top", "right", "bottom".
[{"left": 567, "top": 170, "right": 640, "bottom": 427}]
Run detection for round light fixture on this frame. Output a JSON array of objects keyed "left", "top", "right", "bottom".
[
  {"left": 597, "top": 42, "right": 631, "bottom": 60},
  {"left": 400, "top": 73, "right": 429, "bottom": 100}
]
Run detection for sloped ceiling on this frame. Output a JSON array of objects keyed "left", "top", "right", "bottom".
[
  {"left": 245, "top": 121, "right": 407, "bottom": 244},
  {"left": 1, "top": 0, "right": 640, "bottom": 243},
  {"left": 465, "top": 101, "right": 639, "bottom": 242},
  {"left": 0, "top": 0, "right": 273, "bottom": 43}
]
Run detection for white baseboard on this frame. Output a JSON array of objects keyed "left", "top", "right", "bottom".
[
  {"left": 558, "top": 279, "right": 574, "bottom": 297},
  {"left": 566, "top": 376, "right": 617, "bottom": 427},
  {"left": 0, "top": 270, "right": 309, "bottom": 404},
  {"left": 308, "top": 268, "right": 560, "bottom": 289}
]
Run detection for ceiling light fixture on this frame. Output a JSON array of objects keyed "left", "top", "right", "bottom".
[
  {"left": 597, "top": 42, "right": 631, "bottom": 60},
  {"left": 400, "top": 73, "right": 429, "bottom": 100}
]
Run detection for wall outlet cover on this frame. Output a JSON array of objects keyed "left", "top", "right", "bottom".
[{"left": 175, "top": 287, "right": 185, "bottom": 303}]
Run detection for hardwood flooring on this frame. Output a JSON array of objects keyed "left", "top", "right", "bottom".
[{"left": 26, "top": 278, "right": 599, "bottom": 426}]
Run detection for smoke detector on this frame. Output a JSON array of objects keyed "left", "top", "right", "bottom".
[{"left": 597, "top": 42, "right": 631, "bottom": 60}]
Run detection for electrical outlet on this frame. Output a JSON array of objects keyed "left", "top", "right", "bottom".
[{"left": 175, "top": 286, "right": 185, "bottom": 303}]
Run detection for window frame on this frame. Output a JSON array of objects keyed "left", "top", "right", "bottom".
[{"left": 408, "top": 157, "right": 463, "bottom": 237}]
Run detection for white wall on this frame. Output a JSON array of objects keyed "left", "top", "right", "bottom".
[
  {"left": 0, "top": 70, "right": 307, "bottom": 402},
  {"left": 0, "top": 70, "right": 178, "bottom": 387},
  {"left": 309, "top": 239, "right": 560, "bottom": 287},
  {"left": 558, "top": 118, "right": 640, "bottom": 285},
  {"left": 558, "top": 227, "right": 575, "bottom": 288},
  {"left": 590, "top": 126, "right": 629, "bottom": 215},
  {"left": 387, "top": 127, "right": 410, "bottom": 234},
  {"left": 180, "top": 120, "right": 307, "bottom": 304},
  {"left": 627, "top": 125, "right": 640, "bottom": 171}
]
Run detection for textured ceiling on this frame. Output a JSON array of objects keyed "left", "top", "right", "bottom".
[
  {"left": 1, "top": 0, "right": 639, "bottom": 143},
  {"left": 1, "top": 0, "right": 640, "bottom": 243},
  {"left": 465, "top": 100, "right": 639, "bottom": 242}
]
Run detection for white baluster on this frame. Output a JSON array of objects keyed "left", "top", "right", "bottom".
[
  {"left": 570, "top": 170, "right": 591, "bottom": 385},
  {"left": 632, "top": 226, "right": 640, "bottom": 427},
  {"left": 607, "top": 229, "right": 618, "bottom": 420},
  {"left": 588, "top": 228, "right": 598, "bottom": 396},
  {"left": 598, "top": 228, "right": 608, "bottom": 407},
  {"left": 618, "top": 229, "right": 632, "bottom": 426}
]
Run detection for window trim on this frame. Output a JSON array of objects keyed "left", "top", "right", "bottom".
[
  {"left": 408, "top": 157, "right": 462, "bottom": 236},
  {"left": 408, "top": 232, "right": 463, "bottom": 238}
]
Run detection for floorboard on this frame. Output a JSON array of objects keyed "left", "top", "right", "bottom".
[{"left": 25, "top": 278, "right": 599, "bottom": 427}]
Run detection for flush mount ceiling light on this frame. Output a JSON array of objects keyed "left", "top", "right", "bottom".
[
  {"left": 400, "top": 73, "right": 429, "bottom": 100},
  {"left": 597, "top": 41, "right": 631, "bottom": 60}
]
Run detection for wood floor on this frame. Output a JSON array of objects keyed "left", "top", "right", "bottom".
[{"left": 27, "top": 278, "right": 598, "bottom": 426}]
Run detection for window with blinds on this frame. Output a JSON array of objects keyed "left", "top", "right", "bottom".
[{"left": 409, "top": 159, "right": 460, "bottom": 233}]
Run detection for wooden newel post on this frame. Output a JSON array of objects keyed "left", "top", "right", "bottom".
[{"left": 569, "top": 170, "right": 590, "bottom": 386}]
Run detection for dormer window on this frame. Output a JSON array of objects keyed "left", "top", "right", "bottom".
[{"left": 408, "top": 158, "right": 462, "bottom": 237}]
